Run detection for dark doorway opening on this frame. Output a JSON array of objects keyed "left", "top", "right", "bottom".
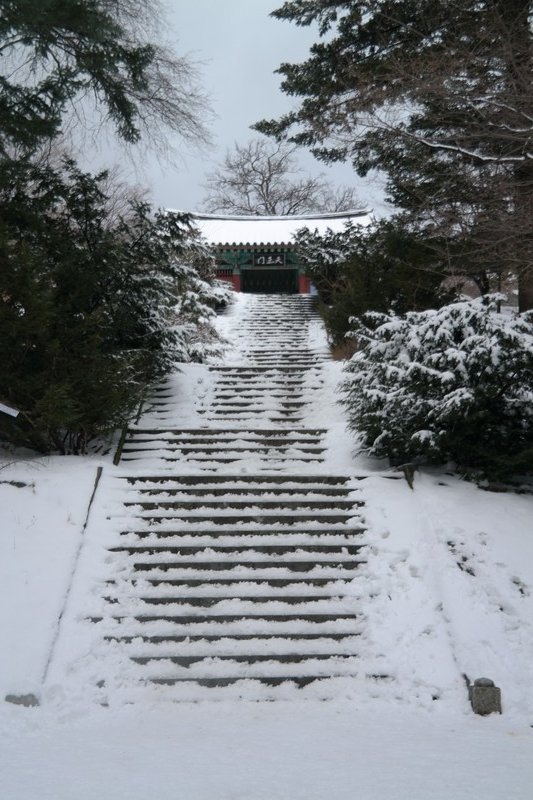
[{"left": 241, "top": 268, "right": 298, "bottom": 294}]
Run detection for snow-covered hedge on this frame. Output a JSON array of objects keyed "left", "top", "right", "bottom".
[{"left": 341, "top": 297, "right": 533, "bottom": 478}]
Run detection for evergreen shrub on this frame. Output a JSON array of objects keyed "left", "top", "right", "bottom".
[
  {"left": 341, "top": 297, "right": 533, "bottom": 479},
  {"left": 295, "top": 220, "right": 453, "bottom": 346},
  {"left": 0, "top": 159, "right": 230, "bottom": 454}
]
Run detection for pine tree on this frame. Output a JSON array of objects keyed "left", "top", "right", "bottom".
[
  {"left": 0, "top": 160, "right": 226, "bottom": 453},
  {"left": 296, "top": 220, "right": 455, "bottom": 349},
  {"left": 0, "top": 2, "right": 216, "bottom": 454},
  {"left": 295, "top": 219, "right": 454, "bottom": 345},
  {"left": 0, "top": 0, "right": 209, "bottom": 156},
  {"left": 256, "top": 1, "right": 533, "bottom": 310}
]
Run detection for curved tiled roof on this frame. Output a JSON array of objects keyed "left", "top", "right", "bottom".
[{"left": 167, "top": 209, "right": 373, "bottom": 246}]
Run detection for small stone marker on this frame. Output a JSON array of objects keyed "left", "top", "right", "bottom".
[
  {"left": 468, "top": 678, "right": 502, "bottom": 715},
  {"left": 5, "top": 693, "right": 40, "bottom": 707}
]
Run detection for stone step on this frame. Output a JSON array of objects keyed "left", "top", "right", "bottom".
[
  {"left": 246, "top": 350, "right": 325, "bottom": 356},
  {"left": 124, "top": 432, "right": 323, "bottom": 441},
  {"left": 121, "top": 446, "right": 325, "bottom": 456},
  {"left": 212, "top": 380, "right": 316, "bottom": 387},
  {"left": 123, "top": 500, "right": 357, "bottom": 511},
  {"left": 121, "top": 560, "right": 361, "bottom": 577},
  {"left": 200, "top": 417, "right": 309, "bottom": 425},
  {"left": 148, "top": 674, "right": 385, "bottom": 688},
  {"left": 247, "top": 346, "right": 331, "bottom": 359},
  {"left": 207, "top": 408, "right": 308, "bottom": 415},
  {"left": 111, "top": 595, "right": 356, "bottom": 607},
  {"left": 210, "top": 387, "right": 318, "bottom": 393},
  {"left": 119, "top": 527, "right": 363, "bottom": 539},
  {"left": 124, "top": 513, "right": 360, "bottom": 525},
  {"left": 245, "top": 360, "right": 325, "bottom": 366},
  {"left": 140, "top": 577, "right": 355, "bottom": 588},
  {"left": 128, "top": 428, "right": 326, "bottom": 436},
  {"left": 205, "top": 408, "right": 306, "bottom": 415},
  {"left": 123, "top": 441, "right": 324, "bottom": 450},
  {"left": 122, "top": 475, "right": 351, "bottom": 486},
  {"left": 113, "top": 543, "right": 364, "bottom": 556},
  {"left": 123, "top": 512, "right": 363, "bottom": 525},
  {"left": 115, "top": 544, "right": 365, "bottom": 556},
  {"left": 117, "top": 553, "right": 363, "bottom": 570},
  {"left": 209, "top": 384, "right": 322, "bottom": 390},
  {"left": 241, "top": 364, "right": 323, "bottom": 368},
  {"left": 123, "top": 455, "right": 323, "bottom": 464},
  {"left": 213, "top": 393, "right": 306, "bottom": 400},
  {"left": 110, "top": 612, "right": 358, "bottom": 624},
  {"left": 102, "top": 618, "right": 360, "bottom": 636},
  {"left": 118, "top": 539, "right": 363, "bottom": 554},
  {"left": 124, "top": 592, "right": 356, "bottom": 614},
  {"left": 140, "top": 657, "right": 363, "bottom": 679},
  {"left": 125, "top": 487, "right": 352, "bottom": 498},
  {"left": 210, "top": 367, "right": 318, "bottom": 374},
  {"left": 131, "top": 653, "right": 358, "bottom": 666},
  {"left": 211, "top": 401, "right": 307, "bottom": 408},
  {"left": 128, "top": 559, "right": 366, "bottom": 579},
  {"left": 245, "top": 347, "right": 322, "bottom": 351},
  {"left": 130, "top": 560, "right": 363, "bottom": 573},
  {"left": 106, "top": 632, "right": 361, "bottom": 644}
]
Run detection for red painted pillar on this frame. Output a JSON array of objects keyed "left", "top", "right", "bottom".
[
  {"left": 298, "top": 274, "right": 311, "bottom": 294},
  {"left": 232, "top": 273, "right": 241, "bottom": 291}
]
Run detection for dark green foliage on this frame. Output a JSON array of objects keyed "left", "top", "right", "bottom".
[
  {"left": 0, "top": 0, "right": 150, "bottom": 153},
  {"left": 0, "top": 159, "right": 204, "bottom": 453},
  {"left": 256, "top": 1, "right": 533, "bottom": 310},
  {"left": 295, "top": 220, "right": 454, "bottom": 345},
  {"left": 0, "top": 0, "right": 208, "bottom": 156},
  {"left": 341, "top": 299, "right": 533, "bottom": 480},
  {"left": 0, "top": 0, "right": 214, "bottom": 456},
  {"left": 260, "top": 1, "right": 530, "bottom": 171}
]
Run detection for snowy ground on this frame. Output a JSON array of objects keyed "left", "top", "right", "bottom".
[{"left": 1, "top": 293, "right": 533, "bottom": 798}]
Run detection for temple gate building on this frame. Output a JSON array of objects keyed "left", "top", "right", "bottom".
[{"left": 180, "top": 210, "right": 372, "bottom": 294}]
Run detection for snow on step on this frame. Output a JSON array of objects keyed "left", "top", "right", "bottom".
[
  {"left": 85, "top": 295, "right": 388, "bottom": 699},
  {"left": 93, "top": 470, "right": 372, "bottom": 695},
  {"left": 120, "top": 427, "right": 328, "bottom": 468}
]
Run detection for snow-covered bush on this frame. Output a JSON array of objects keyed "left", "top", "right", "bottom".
[
  {"left": 170, "top": 223, "right": 234, "bottom": 363},
  {"left": 341, "top": 297, "right": 533, "bottom": 478},
  {"left": 0, "top": 160, "right": 231, "bottom": 454},
  {"left": 173, "top": 265, "right": 233, "bottom": 363}
]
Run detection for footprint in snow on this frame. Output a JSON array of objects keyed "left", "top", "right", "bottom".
[{"left": 512, "top": 576, "right": 530, "bottom": 597}]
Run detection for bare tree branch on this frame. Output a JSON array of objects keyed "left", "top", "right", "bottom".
[{"left": 202, "top": 138, "right": 360, "bottom": 215}]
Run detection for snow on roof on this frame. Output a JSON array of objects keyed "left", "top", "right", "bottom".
[{"left": 167, "top": 209, "right": 373, "bottom": 246}]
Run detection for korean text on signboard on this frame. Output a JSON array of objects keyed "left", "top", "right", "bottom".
[{"left": 253, "top": 252, "right": 286, "bottom": 267}]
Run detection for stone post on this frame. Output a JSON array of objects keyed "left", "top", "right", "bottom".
[{"left": 468, "top": 678, "right": 502, "bottom": 715}]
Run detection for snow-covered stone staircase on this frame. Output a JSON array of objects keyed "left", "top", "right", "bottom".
[
  {"left": 104, "top": 472, "right": 368, "bottom": 690},
  {"left": 70, "top": 295, "right": 388, "bottom": 700}
]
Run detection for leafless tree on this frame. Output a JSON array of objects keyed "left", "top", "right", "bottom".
[{"left": 203, "top": 139, "right": 360, "bottom": 215}]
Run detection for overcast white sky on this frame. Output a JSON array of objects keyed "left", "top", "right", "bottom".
[{"left": 90, "top": 1, "right": 387, "bottom": 214}]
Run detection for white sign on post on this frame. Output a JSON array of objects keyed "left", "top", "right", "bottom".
[{"left": 0, "top": 402, "right": 19, "bottom": 418}]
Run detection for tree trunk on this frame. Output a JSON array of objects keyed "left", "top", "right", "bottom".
[
  {"left": 518, "top": 262, "right": 533, "bottom": 312},
  {"left": 500, "top": 0, "right": 533, "bottom": 310},
  {"left": 513, "top": 160, "right": 533, "bottom": 312}
]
